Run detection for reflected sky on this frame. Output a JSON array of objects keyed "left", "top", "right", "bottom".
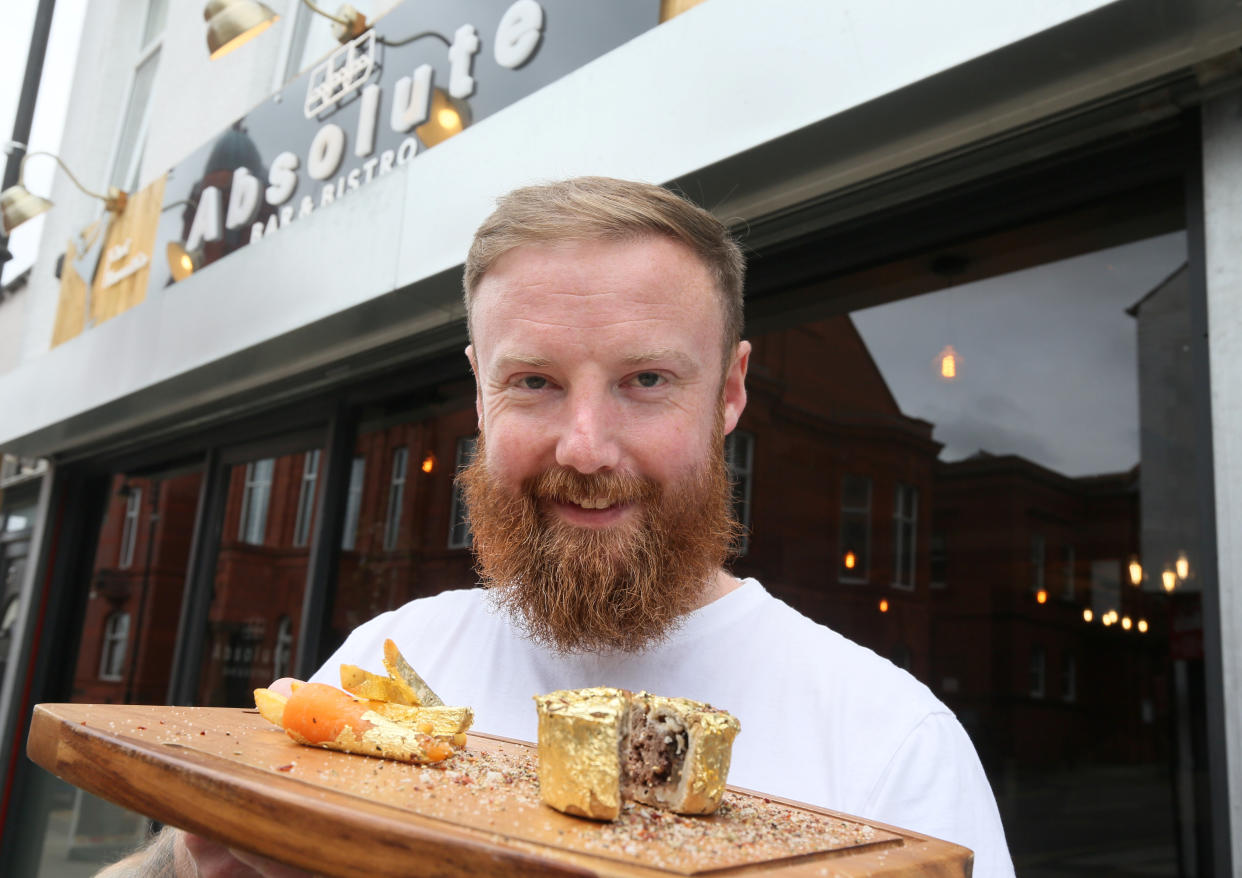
[{"left": 853, "top": 231, "right": 1187, "bottom": 477}]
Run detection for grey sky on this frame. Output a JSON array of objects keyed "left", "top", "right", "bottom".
[{"left": 852, "top": 231, "right": 1188, "bottom": 478}]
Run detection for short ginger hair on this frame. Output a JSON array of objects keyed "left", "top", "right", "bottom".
[{"left": 463, "top": 177, "right": 745, "bottom": 354}]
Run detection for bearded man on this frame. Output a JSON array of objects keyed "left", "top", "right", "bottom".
[
  {"left": 111, "top": 178, "right": 1013, "bottom": 877},
  {"left": 307, "top": 177, "right": 1013, "bottom": 876}
]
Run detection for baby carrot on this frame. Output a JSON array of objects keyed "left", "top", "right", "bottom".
[{"left": 281, "top": 682, "right": 373, "bottom": 744}]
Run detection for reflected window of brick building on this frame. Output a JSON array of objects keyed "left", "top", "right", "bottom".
[
  {"left": 292, "top": 450, "right": 321, "bottom": 548},
  {"left": 342, "top": 457, "right": 365, "bottom": 550},
  {"left": 1030, "top": 533, "right": 1046, "bottom": 593},
  {"left": 724, "top": 430, "right": 754, "bottom": 555},
  {"left": 383, "top": 447, "right": 408, "bottom": 552},
  {"left": 1062, "top": 653, "right": 1077, "bottom": 703},
  {"left": 1062, "top": 545, "right": 1076, "bottom": 600},
  {"left": 929, "top": 534, "right": 947, "bottom": 588},
  {"left": 98, "top": 612, "right": 130, "bottom": 681},
  {"left": 893, "top": 484, "right": 918, "bottom": 588},
  {"left": 839, "top": 475, "right": 871, "bottom": 582},
  {"left": 448, "top": 437, "right": 476, "bottom": 550},
  {"left": 118, "top": 489, "right": 141, "bottom": 569},
  {"left": 1029, "top": 644, "right": 1046, "bottom": 699},
  {"left": 238, "top": 459, "right": 274, "bottom": 545}
]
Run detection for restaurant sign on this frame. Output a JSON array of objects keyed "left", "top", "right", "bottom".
[{"left": 52, "top": 0, "right": 659, "bottom": 346}]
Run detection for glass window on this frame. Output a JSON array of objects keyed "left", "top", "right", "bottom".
[
  {"left": 893, "top": 484, "right": 917, "bottom": 589},
  {"left": 98, "top": 612, "right": 130, "bottom": 681},
  {"left": 109, "top": 0, "right": 165, "bottom": 191},
  {"left": 118, "top": 488, "right": 141, "bottom": 569},
  {"left": 724, "top": 430, "right": 755, "bottom": 555},
  {"left": 383, "top": 447, "right": 408, "bottom": 551},
  {"left": 1061, "top": 653, "right": 1077, "bottom": 703},
  {"left": 341, "top": 456, "right": 365, "bottom": 551},
  {"left": 448, "top": 437, "right": 476, "bottom": 550},
  {"left": 839, "top": 475, "right": 871, "bottom": 582},
  {"left": 238, "top": 458, "right": 274, "bottom": 545},
  {"left": 199, "top": 446, "right": 323, "bottom": 706},
  {"left": 292, "top": 450, "right": 321, "bottom": 548}
]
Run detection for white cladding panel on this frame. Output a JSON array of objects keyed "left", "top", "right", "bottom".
[
  {"left": 8, "top": 0, "right": 1242, "bottom": 457},
  {"left": 1202, "top": 90, "right": 1242, "bottom": 864}
]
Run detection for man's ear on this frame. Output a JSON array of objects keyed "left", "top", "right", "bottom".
[
  {"left": 722, "top": 340, "right": 750, "bottom": 435},
  {"left": 466, "top": 344, "right": 483, "bottom": 429}
]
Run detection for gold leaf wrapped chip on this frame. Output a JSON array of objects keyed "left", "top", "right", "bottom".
[{"left": 534, "top": 687, "right": 740, "bottom": 821}]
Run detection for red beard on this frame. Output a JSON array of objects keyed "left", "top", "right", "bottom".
[{"left": 459, "top": 423, "right": 741, "bottom": 653}]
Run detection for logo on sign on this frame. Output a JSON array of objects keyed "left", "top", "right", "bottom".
[{"left": 305, "top": 29, "right": 377, "bottom": 118}]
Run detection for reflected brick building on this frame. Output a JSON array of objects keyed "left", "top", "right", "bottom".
[{"left": 72, "top": 315, "right": 1169, "bottom": 775}]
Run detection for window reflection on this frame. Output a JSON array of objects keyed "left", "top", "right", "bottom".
[{"left": 198, "top": 449, "right": 322, "bottom": 706}]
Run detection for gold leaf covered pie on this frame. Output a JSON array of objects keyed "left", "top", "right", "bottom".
[{"left": 534, "top": 687, "right": 741, "bottom": 820}]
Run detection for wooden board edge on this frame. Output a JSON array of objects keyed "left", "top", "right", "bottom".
[{"left": 28, "top": 706, "right": 596, "bottom": 878}]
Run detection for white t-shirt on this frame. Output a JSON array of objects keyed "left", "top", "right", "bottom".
[{"left": 311, "top": 578, "right": 1014, "bottom": 876}]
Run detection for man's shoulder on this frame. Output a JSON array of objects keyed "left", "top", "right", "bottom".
[
  {"left": 310, "top": 588, "right": 496, "bottom": 682},
  {"left": 731, "top": 579, "right": 946, "bottom": 718}
]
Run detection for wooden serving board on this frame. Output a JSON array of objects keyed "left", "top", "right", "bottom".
[{"left": 28, "top": 704, "right": 971, "bottom": 876}]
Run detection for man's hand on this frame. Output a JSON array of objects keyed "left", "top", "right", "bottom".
[
  {"left": 179, "top": 830, "right": 314, "bottom": 877},
  {"left": 96, "top": 680, "right": 307, "bottom": 876}
]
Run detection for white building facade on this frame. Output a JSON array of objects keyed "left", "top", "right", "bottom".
[{"left": 1, "top": 0, "right": 1240, "bottom": 873}]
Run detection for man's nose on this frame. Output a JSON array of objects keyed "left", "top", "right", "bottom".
[{"left": 555, "top": 388, "right": 621, "bottom": 473}]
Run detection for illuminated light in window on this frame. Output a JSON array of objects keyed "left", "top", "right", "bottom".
[
  {"left": 1162, "top": 568, "right": 1177, "bottom": 592},
  {"left": 1128, "top": 557, "right": 1143, "bottom": 587},
  {"left": 1121, "top": 616, "right": 1132, "bottom": 631},
  {"left": 1138, "top": 619, "right": 1148, "bottom": 634},
  {"left": 1082, "top": 608, "right": 1093, "bottom": 623},
  {"left": 421, "top": 453, "right": 436, "bottom": 474},
  {"left": 936, "top": 345, "right": 960, "bottom": 380},
  {"left": 1176, "top": 552, "right": 1190, "bottom": 581},
  {"left": 878, "top": 599, "right": 889, "bottom": 613},
  {"left": 843, "top": 550, "right": 857, "bottom": 570},
  {"left": 1036, "top": 589, "right": 1048, "bottom": 605}
]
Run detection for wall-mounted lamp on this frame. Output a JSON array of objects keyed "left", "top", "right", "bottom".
[
  {"left": 1082, "top": 608, "right": 1094, "bottom": 623},
  {"left": 1175, "top": 551, "right": 1189, "bottom": 581},
  {"left": 1137, "top": 619, "right": 1148, "bottom": 633},
  {"left": 205, "top": 0, "right": 280, "bottom": 59},
  {"left": 1, "top": 147, "right": 127, "bottom": 235},
  {"left": 417, "top": 89, "right": 472, "bottom": 147},
  {"left": 167, "top": 241, "right": 205, "bottom": 282},
  {"left": 1162, "top": 568, "right": 1177, "bottom": 593},
  {"left": 878, "top": 599, "right": 889, "bottom": 613},
  {"left": 302, "top": 0, "right": 368, "bottom": 42},
  {"left": 420, "top": 452, "right": 437, "bottom": 474},
  {"left": 1128, "top": 556, "right": 1143, "bottom": 587}
]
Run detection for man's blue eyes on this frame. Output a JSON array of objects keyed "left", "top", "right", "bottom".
[{"left": 517, "top": 373, "right": 663, "bottom": 389}]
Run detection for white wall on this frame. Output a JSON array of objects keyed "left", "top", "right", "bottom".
[
  {"left": 0, "top": 290, "right": 27, "bottom": 375},
  {"left": 1202, "top": 88, "right": 1242, "bottom": 871}
]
